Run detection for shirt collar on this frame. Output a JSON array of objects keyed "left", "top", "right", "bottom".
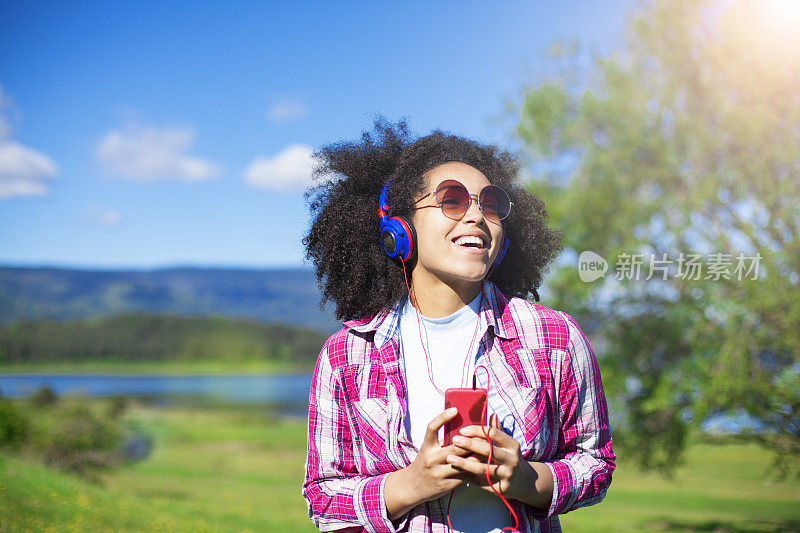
[{"left": 343, "top": 280, "right": 517, "bottom": 347}]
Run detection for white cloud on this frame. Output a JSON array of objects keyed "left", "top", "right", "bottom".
[
  {"left": 0, "top": 140, "right": 58, "bottom": 202},
  {"left": 95, "top": 125, "right": 220, "bottom": 182},
  {"left": 79, "top": 206, "right": 123, "bottom": 227},
  {"left": 91, "top": 208, "right": 122, "bottom": 226},
  {"left": 0, "top": 176, "right": 50, "bottom": 199},
  {"left": 0, "top": 141, "right": 58, "bottom": 181},
  {"left": 267, "top": 99, "right": 309, "bottom": 123},
  {"left": 244, "top": 144, "right": 315, "bottom": 191},
  {"left": 0, "top": 85, "right": 59, "bottom": 200}
]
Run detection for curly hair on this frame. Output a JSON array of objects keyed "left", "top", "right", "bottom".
[{"left": 303, "top": 118, "right": 563, "bottom": 322}]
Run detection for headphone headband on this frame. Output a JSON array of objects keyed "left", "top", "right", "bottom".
[{"left": 378, "top": 181, "right": 390, "bottom": 218}]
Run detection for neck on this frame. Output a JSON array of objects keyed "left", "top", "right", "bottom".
[{"left": 409, "top": 271, "right": 483, "bottom": 318}]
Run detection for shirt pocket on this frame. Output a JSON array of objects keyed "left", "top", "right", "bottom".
[{"left": 340, "top": 362, "right": 387, "bottom": 401}]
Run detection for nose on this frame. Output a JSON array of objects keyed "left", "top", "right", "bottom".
[{"left": 461, "top": 193, "right": 485, "bottom": 223}]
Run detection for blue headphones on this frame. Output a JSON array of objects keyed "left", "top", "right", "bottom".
[
  {"left": 378, "top": 179, "right": 510, "bottom": 270},
  {"left": 378, "top": 180, "right": 417, "bottom": 262},
  {"left": 494, "top": 232, "right": 510, "bottom": 269}
]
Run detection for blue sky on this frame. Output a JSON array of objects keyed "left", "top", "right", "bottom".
[{"left": 0, "top": 0, "right": 631, "bottom": 269}]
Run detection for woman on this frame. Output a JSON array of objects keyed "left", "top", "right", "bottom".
[{"left": 302, "top": 120, "right": 614, "bottom": 533}]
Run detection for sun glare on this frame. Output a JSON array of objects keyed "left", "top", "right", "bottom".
[
  {"left": 761, "top": 0, "right": 800, "bottom": 36},
  {"left": 727, "top": 0, "right": 800, "bottom": 65}
]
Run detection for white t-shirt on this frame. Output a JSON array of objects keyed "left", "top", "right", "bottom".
[{"left": 399, "top": 294, "right": 513, "bottom": 533}]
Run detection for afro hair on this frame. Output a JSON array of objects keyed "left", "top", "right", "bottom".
[{"left": 303, "top": 118, "right": 563, "bottom": 322}]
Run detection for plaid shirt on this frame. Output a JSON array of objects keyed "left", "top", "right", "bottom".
[{"left": 303, "top": 281, "right": 615, "bottom": 533}]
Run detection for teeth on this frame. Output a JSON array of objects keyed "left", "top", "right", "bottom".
[{"left": 455, "top": 235, "right": 484, "bottom": 248}]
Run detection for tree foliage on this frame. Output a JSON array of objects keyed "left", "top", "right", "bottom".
[
  {"left": 0, "top": 314, "right": 327, "bottom": 367},
  {"left": 518, "top": 0, "right": 800, "bottom": 476}
]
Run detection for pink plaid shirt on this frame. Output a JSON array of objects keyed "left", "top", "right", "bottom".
[{"left": 303, "top": 281, "right": 615, "bottom": 532}]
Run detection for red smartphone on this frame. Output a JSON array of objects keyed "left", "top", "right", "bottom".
[{"left": 444, "top": 387, "right": 488, "bottom": 446}]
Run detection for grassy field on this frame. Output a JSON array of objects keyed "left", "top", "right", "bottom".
[
  {"left": 1, "top": 401, "right": 799, "bottom": 532},
  {"left": 559, "top": 441, "right": 800, "bottom": 532}
]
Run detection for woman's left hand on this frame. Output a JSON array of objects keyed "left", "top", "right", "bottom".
[{"left": 445, "top": 414, "right": 552, "bottom": 509}]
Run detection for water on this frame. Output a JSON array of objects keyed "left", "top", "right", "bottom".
[{"left": 0, "top": 373, "right": 313, "bottom": 416}]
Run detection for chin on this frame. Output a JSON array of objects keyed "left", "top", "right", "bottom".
[{"left": 444, "top": 267, "right": 491, "bottom": 285}]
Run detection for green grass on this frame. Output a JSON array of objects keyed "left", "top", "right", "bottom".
[
  {"left": 2, "top": 401, "right": 799, "bottom": 532},
  {"left": 1, "top": 402, "right": 317, "bottom": 532},
  {"left": 559, "top": 440, "right": 800, "bottom": 532}
]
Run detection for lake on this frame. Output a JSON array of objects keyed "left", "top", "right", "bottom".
[
  {"left": 0, "top": 373, "right": 313, "bottom": 416},
  {"left": 0, "top": 373, "right": 765, "bottom": 434}
]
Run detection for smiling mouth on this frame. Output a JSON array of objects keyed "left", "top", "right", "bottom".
[{"left": 453, "top": 235, "right": 487, "bottom": 249}]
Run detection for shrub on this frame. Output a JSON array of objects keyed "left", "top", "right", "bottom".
[
  {"left": 0, "top": 398, "right": 30, "bottom": 448},
  {"left": 106, "top": 395, "right": 128, "bottom": 419},
  {"left": 32, "top": 397, "right": 124, "bottom": 477},
  {"left": 30, "top": 385, "right": 58, "bottom": 407},
  {"left": 3, "top": 394, "right": 147, "bottom": 480}
]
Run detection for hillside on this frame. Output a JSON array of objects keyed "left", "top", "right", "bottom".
[{"left": 0, "top": 266, "right": 340, "bottom": 333}]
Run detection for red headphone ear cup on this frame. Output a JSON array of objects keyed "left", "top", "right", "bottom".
[
  {"left": 395, "top": 216, "right": 417, "bottom": 262},
  {"left": 378, "top": 215, "right": 416, "bottom": 261}
]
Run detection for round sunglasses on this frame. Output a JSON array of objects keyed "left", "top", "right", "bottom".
[{"left": 413, "top": 179, "right": 513, "bottom": 222}]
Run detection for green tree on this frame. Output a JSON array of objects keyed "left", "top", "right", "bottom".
[{"left": 517, "top": 0, "right": 800, "bottom": 476}]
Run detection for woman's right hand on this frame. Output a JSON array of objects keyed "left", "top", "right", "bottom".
[{"left": 385, "top": 407, "right": 471, "bottom": 519}]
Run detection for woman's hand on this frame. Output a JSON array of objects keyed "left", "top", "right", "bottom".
[
  {"left": 384, "top": 407, "right": 472, "bottom": 520},
  {"left": 445, "top": 414, "right": 553, "bottom": 510}
]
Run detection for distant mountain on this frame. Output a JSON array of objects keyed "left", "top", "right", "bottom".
[{"left": 0, "top": 266, "right": 340, "bottom": 333}]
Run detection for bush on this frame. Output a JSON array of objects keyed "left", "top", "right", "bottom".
[
  {"left": 30, "top": 385, "right": 58, "bottom": 407},
  {"left": 105, "top": 395, "right": 128, "bottom": 419},
  {"left": 2, "top": 394, "right": 146, "bottom": 480},
  {"left": 0, "top": 398, "right": 30, "bottom": 449},
  {"left": 36, "top": 399, "right": 124, "bottom": 476}
]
